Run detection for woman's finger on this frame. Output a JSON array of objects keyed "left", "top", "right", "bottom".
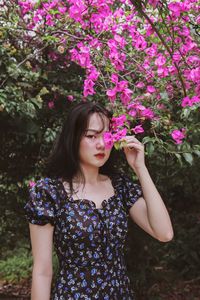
[
  {"left": 121, "top": 135, "right": 142, "bottom": 145},
  {"left": 123, "top": 142, "right": 144, "bottom": 150}
]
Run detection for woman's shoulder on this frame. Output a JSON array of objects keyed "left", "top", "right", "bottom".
[
  {"left": 30, "top": 177, "right": 60, "bottom": 190},
  {"left": 25, "top": 177, "right": 60, "bottom": 225},
  {"left": 28, "top": 177, "right": 61, "bottom": 201}
]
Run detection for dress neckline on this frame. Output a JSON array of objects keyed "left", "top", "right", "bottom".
[{"left": 57, "top": 175, "right": 117, "bottom": 210}]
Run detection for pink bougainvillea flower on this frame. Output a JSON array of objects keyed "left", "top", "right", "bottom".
[
  {"left": 113, "top": 34, "right": 126, "bottom": 48},
  {"left": 181, "top": 95, "right": 200, "bottom": 107},
  {"left": 129, "top": 109, "right": 137, "bottom": 117},
  {"left": 103, "top": 132, "right": 114, "bottom": 149},
  {"left": 88, "top": 67, "right": 100, "bottom": 81},
  {"left": 171, "top": 128, "right": 186, "bottom": 144},
  {"left": 111, "top": 74, "right": 119, "bottom": 84},
  {"left": 83, "top": 79, "right": 95, "bottom": 97},
  {"left": 58, "top": 6, "right": 67, "bottom": 14},
  {"left": 140, "top": 108, "right": 155, "bottom": 119},
  {"left": 113, "top": 128, "right": 127, "bottom": 142},
  {"left": 106, "top": 88, "right": 117, "bottom": 102},
  {"left": 155, "top": 55, "right": 166, "bottom": 66},
  {"left": 67, "top": 95, "right": 74, "bottom": 101},
  {"left": 116, "top": 80, "right": 128, "bottom": 92},
  {"left": 120, "top": 88, "right": 133, "bottom": 105},
  {"left": 181, "top": 96, "right": 193, "bottom": 107},
  {"left": 168, "top": 2, "right": 182, "bottom": 18},
  {"left": 48, "top": 101, "right": 55, "bottom": 109},
  {"left": 29, "top": 181, "right": 36, "bottom": 188},
  {"left": 136, "top": 81, "right": 145, "bottom": 89},
  {"left": 146, "top": 85, "right": 156, "bottom": 93},
  {"left": 111, "top": 115, "right": 127, "bottom": 128},
  {"left": 132, "top": 125, "right": 144, "bottom": 134},
  {"left": 134, "top": 35, "right": 147, "bottom": 50},
  {"left": 172, "top": 52, "right": 181, "bottom": 62},
  {"left": 148, "top": 0, "right": 159, "bottom": 8}
]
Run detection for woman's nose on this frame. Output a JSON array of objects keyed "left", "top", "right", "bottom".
[{"left": 96, "top": 136, "right": 105, "bottom": 149}]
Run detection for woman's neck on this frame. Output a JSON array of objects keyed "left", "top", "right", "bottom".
[{"left": 74, "top": 166, "right": 101, "bottom": 185}]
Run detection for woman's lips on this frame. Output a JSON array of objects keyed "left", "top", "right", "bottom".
[{"left": 95, "top": 154, "right": 105, "bottom": 159}]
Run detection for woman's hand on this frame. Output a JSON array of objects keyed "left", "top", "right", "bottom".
[{"left": 121, "top": 136, "right": 145, "bottom": 172}]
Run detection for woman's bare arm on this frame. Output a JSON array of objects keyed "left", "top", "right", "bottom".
[
  {"left": 129, "top": 166, "right": 174, "bottom": 242},
  {"left": 123, "top": 136, "right": 174, "bottom": 242},
  {"left": 29, "top": 223, "right": 54, "bottom": 300}
]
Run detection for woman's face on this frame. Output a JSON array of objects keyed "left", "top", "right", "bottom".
[{"left": 79, "top": 113, "right": 112, "bottom": 169}]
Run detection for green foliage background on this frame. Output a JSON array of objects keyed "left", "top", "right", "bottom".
[{"left": 0, "top": 8, "right": 200, "bottom": 299}]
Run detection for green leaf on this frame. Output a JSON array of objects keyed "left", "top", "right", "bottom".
[
  {"left": 193, "top": 150, "right": 200, "bottom": 157},
  {"left": 182, "top": 153, "right": 193, "bottom": 165},
  {"left": 175, "top": 153, "right": 183, "bottom": 166},
  {"left": 146, "top": 142, "right": 154, "bottom": 156},
  {"left": 142, "top": 136, "right": 153, "bottom": 144}
]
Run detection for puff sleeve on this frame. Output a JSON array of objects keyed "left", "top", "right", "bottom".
[
  {"left": 24, "top": 178, "right": 57, "bottom": 226},
  {"left": 119, "top": 174, "right": 143, "bottom": 214}
]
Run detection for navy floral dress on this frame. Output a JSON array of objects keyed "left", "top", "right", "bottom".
[{"left": 24, "top": 173, "right": 143, "bottom": 300}]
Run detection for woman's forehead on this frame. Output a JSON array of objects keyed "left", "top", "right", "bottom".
[{"left": 86, "top": 113, "right": 109, "bottom": 132}]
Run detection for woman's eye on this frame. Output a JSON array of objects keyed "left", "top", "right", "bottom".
[{"left": 86, "top": 135, "right": 96, "bottom": 139}]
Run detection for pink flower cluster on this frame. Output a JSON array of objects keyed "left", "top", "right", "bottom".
[
  {"left": 128, "top": 102, "right": 155, "bottom": 120},
  {"left": 171, "top": 128, "right": 186, "bottom": 144},
  {"left": 18, "top": 0, "right": 200, "bottom": 146},
  {"left": 103, "top": 115, "right": 128, "bottom": 149},
  {"left": 181, "top": 96, "right": 200, "bottom": 107},
  {"left": 106, "top": 74, "right": 132, "bottom": 105}
]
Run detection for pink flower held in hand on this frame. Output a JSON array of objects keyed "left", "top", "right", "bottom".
[
  {"left": 103, "top": 132, "right": 114, "bottom": 149},
  {"left": 132, "top": 125, "right": 144, "bottom": 134},
  {"left": 171, "top": 128, "right": 186, "bottom": 144},
  {"left": 113, "top": 128, "right": 127, "bottom": 142}
]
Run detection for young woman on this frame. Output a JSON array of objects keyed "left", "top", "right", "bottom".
[{"left": 25, "top": 102, "right": 173, "bottom": 300}]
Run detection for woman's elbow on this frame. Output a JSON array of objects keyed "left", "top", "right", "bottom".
[
  {"left": 157, "top": 230, "right": 174, "bottom": 243},
  {"left": 32, "top": 263, "right": 53, "bottom": 277}
]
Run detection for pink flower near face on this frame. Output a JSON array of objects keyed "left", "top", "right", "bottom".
[
  {"left": 111, "top": 115, "right": 127, "bottom": 128},
  {"left": 171, "top": 129, "right": 186, "bottom": 144},
  {"left": 113, "top": 128, "right": 127, "bottom": 142},
  {"left": 132, "top": 125, "right": 144, "bottom": 134},
  {"left": 103, "top": 132, "right": 114, "bottom": 149}
]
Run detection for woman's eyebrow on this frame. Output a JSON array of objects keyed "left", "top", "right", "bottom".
[{"left": 85, "top": 129, "right": 102, "bottom": 134}]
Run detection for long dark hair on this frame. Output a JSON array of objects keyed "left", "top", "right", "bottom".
[{"left": 45, "top": 101, "right": 117, "bottom": 191}]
